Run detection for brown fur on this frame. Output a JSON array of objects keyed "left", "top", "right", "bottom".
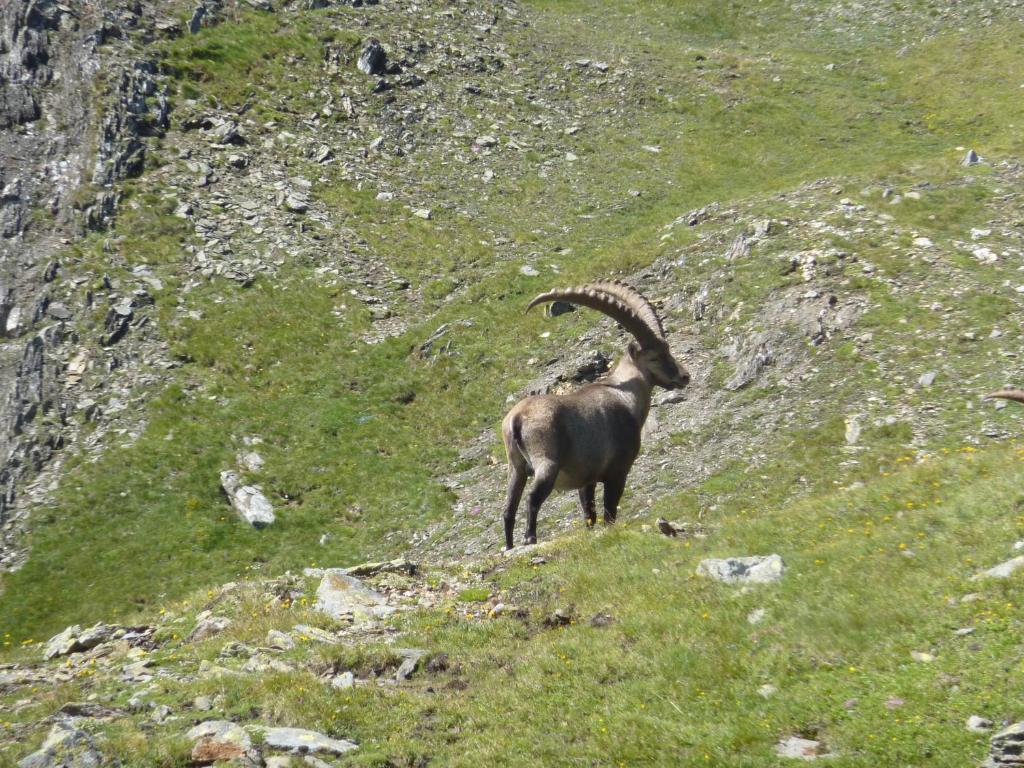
[
  {"left": 985, "top": 388, "right": 1024, "bottom": 404},
  {"left": 502, "top": 340, "right": 689, "bottom": 549}
]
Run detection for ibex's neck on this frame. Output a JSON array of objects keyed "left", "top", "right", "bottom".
[{"left": 604, "top": 353, "right": 653, "bottom": 425}]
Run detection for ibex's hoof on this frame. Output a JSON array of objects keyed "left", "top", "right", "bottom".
[{"left": 523, "top": 535, "right": 537, "bottom": 545}]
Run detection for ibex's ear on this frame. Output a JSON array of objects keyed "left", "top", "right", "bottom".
[{"left": 626, "top": 340, "right": 642, "bottom": 357}]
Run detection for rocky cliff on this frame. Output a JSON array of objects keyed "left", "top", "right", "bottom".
[{"left": 0, "top": 0, "right": 168, "bottom": 568}]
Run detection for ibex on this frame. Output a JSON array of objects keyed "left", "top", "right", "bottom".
[{"left": 501, "top": 281, "right": 690, "bottom": 549}]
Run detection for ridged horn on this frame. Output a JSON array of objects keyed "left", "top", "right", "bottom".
[
  {"left": 586, "top": 279, "right": 666, "bottom": 340},
  {"left": 526, "top": 284, "right": 665, "bottom": 349},
  {"left": 984, "top": 388, "right": 1024, "bottom": 404}
]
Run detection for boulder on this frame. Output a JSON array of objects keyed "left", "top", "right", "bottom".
[
  {"left": 17, "top": 719, "right": 103, "bottom": 768},
  {"left": 314, "top": 571, "right": 394, "bottom": 622},
  {"left": 984, "top": 722, "right": 1024, "bottom": 767},
  {"left": 357, "top": 39, "right": 387, "bottom": 75},
  {"left": 220, "top": 470, "right": 275, "bottom": 527}
]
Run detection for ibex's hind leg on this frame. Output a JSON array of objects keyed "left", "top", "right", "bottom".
[
  {"left": 602, "top": 475, "right": 626, "bottom": 524},
  {"left": 502, "top": 469, "right": 527, "bottom": 551},
  {"left": 525, "top": 463, "right": 557, "bottom": 545},
  {"left": 579, "top": 484, "right": 597, "bottom": 527}
]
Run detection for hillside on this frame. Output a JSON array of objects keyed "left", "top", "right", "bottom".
[{"left": 3, "top": 0, "right": 1024, "bottom": 765}]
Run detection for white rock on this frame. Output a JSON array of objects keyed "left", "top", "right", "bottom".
[
  {"left": 776, "top": 736, "right": 821, "bottom": 760},
  {"left": 238, "top": 451, "right": 264, "bottom": 472},
  {"left": 844, "top": 415, "right": 861, "bottom": 445},
  {"left": 912, "top": 236, "right": 933, "bottom": 248},
  {"left": 697, "top": 555, "right": 785, "bottom": 584},
  {"left": 967, "top": 715, "right": 993, "bottom": 732},
  {"left": 973, "top": 247, "right": 998, "bottom": 264},
  {"left": 330, "top": 671, "right": 356, "bottom": 690},
  {"left": 972, "top": 555, "right": 1024, "bottom": 580},
  {"left": 220, "top": 470, "right": 275, "bottom": 528}
]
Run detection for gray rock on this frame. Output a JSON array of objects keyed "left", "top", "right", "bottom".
[
  {"left": 973, "top": 556, "right": 1024, "bottom": 580},
  {"left": 43, "top": 625, "right": 83, "bottom": 659},
  {"left": 341, "top": 558, "right": 417, "bottom": 578},
  {"left": 220, "top": 470, "right": 275, "bottom": 527},
  {"left": 46, "top": 303, "right": 72, "bottom": 321},
  {"left": 282, "top": 193, "right": 308, "bottom": 213},
  {"left": 357, "top": 39, "right": 387, "bottom": 75},
  {"left": 292, "top": 624, "right": 341, "bottom": 645},
  {"left": 776, "top": 736, "right": 822, "bottom": 760},
  {"left": 314, "top": 571, "right": 394, "bottom": 622},
  {"left": 188, "top": 616, "right": 232, "bottom": 643},
  {"left": 394, "top": 648, "right": 427, "bottom": 681},
  {"left": 984, "top": 722, "right": 1024, "bottom": 767},
  {"left": 194, "top": 695, "right": 213, "bottom": 711},
  {"left": 250, "top": 726, "right": 358, "bottom": 756},
  {"left": 697, "top": 555, "right": 785, "bottom": 584},
  {"left": 42, "top": 622, "right": 122, "bottom": 659},
  {"left": 918, "top": 371, "right": 937, "bottom": 387},
  {"left": 266, "top": 629, "right": 295, "bottom": 650},
  {"left": 962, "top": 149, "right": 980, "bottom": 166},
  {"left": 187, "top": 720, "right": 251, "bottom": 746},
  {"left": 17, "top": 719, "right": 103, "bottom": 768}
]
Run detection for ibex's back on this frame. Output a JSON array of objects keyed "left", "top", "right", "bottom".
[
  {"left": 504, "top": 383, "right": 643, "bottom": 492},
  {"left": 500, "top": 282, "right": 689, "bottom": 549}
]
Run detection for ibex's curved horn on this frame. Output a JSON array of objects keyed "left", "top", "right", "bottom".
[
  {"left": 527, "top": 284, "right": 665, "bottom": 349},
  {"left": 984, "top": 388, "right": 1024, "bottom": 403},
  {"left": 587, "top": 279, "right": 666, "bottom": 340}
]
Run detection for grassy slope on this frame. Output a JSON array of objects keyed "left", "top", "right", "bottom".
[{"left": 3, "top": 0, "right": 1024, "bottom": 763}]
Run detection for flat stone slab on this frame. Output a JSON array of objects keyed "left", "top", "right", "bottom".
[
  {"left": 250, "top": 726, "right": 357, "bottom": 756},
  {"left": 314, "top": 570, "right": 395, "bottom": 622},
  {"left": 697, "top": 554, "right": 785, "bottom": 584}
]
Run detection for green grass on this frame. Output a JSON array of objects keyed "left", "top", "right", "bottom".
[
  {"left": 5, "top": 445, "right": 1023, "bottom": 766},
  {"left": 3, "top": 10, "right": 1024, "bottom": 767}
]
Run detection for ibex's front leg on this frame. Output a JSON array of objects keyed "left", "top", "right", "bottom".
[{"left": 579, "top": 484, "right": 597, "bottom": 526}]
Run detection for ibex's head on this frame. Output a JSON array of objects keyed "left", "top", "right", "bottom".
[{"left": 527, "top": 280, "right": 690, "bottom": 390}]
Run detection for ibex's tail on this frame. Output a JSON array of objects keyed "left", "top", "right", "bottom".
[
  {"left": 985, "top": 388, "right": 1024, "bottom": 404},
  {"left": 510, "top": 414, "right": 535, "bottom": 477}
]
